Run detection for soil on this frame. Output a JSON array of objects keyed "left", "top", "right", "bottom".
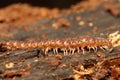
[{"left": 0, "top": 0, "right": 120, "bottom": 80}]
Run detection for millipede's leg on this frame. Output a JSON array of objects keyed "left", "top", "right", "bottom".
[
  {"left": 63, "top": 49, "right": 66, "bottom": 55},
  {"left": 107, "top": 47, "right": 113, "bottom": 53},
  {"left": 81, "top": 47, "right": 85, "bottom": 54},
  {"left": 44, "top": 48, "right": 48, "bottom": 55},
  {"left": 44, "top": 49, "right": 47, "bottom": 55},
  {"left": 70, "top": 49, "right": 72, "bottom": 55},
  {"left": 99, "top": 46, "right": 106, "bottom": 52},
  {"left": 88, "top": 46, "right": 96, "bottom": 53},
  {"left": 71, "top": 48, "right": 73, "bottom": 54},
  {"left": 77, "top": 47, "right": 80, "bottom": 53},
  {"left": 71, "top": 48, "right": 75, "bottom": 55},
  {"left": 55, "top": 48, "right": 58, "bottom": 54},
  {"left": 65, "top": 49, "right": 68, "bottom": 55},
  {"left": 42, "top": 49, "right": 46, "bottom": 55},
  {"left": 94, "top": 46, "right": 97, "bottom": 53},
  {"left": 103, "top": 46, "right": 109, "bottom": 51},
  {"left": 62, "top": 49, "right": 66, "bottom": 55},
  {"left": 91, "top": 47, "right": 97, "bottom": 53},
  {"left": 69, "top": 48, "right": 73, "bottom": 55},
  {"left": 68, "top": 49, "right": 70, "bottom": 55},
  {"left": 53, "top": 48, "right": 57, "bottom": 54},
  {"left": 88, "top": 46, "right": 91, "bottom": 52},
  {"left": 53, "top": 48, "right": 56, "bottom": 54},
  {"left": 102, "top": 46, "right": 113, "bottom": 53}
]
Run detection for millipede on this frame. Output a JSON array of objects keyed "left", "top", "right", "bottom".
[{"left": 0, "top": 37, "right": 113, "bottom": 55}]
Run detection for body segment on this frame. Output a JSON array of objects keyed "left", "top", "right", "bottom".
[{"left": 0, "top": 37, "right": 113, "bottom": 55}]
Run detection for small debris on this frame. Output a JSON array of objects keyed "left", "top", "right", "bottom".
[
  {"left": 34, "top": 59, "right": 39, "bottom": 62},
  {"left": 47, "top": 59, "right": 61, "bottom": 66},
  {"left": 3, "top": 63, "right": 31, "bottom": 78},
  {"left": 78, "top": 21, "right": 85, "bottom": 26},
  {"left": 52, "top": 18, "right": 71, "bottom": 29},
  {"left": 5, "top": 62, "right": 14, "bottom": 69},
  {"left": 88, "top": 22, "right": 93, "bottom": 27},
  {"left": 92, "top": 27, "right": 98, "bottom": 33},
  {"left": 96, "top": 52, "right": 106, "bottom": 58},
  {"left": 41, "top": 34, "right": 47, "bottom": 39},
  {"left": 76, "top": 16, "right": 81, "bottom": 21}
]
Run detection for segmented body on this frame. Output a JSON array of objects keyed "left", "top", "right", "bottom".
[{"left": 0, "top": 37, "right": 113, "bottom": 55}]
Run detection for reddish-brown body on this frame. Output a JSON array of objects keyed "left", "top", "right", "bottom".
[{"left": 0, "top": 37, "right": 113, "bottom": 55}]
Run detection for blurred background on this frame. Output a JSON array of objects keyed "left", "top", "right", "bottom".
[
  {"left": 0, "top": 0, "right": 120, "bottom": 41},
  {"left": 0, "top": 0, "right": 81, "bottom": 8}
]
